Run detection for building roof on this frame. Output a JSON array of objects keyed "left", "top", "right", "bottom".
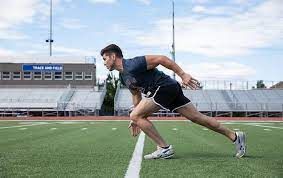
[
  {"left": 0, "top": 56, "right": 96, "bottom": 64},
  {"left": 270, "top": 81, "right": 283, "bottom": 89}
]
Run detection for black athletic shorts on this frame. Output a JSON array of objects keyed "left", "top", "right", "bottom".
[{"left": 144, "top": 83, "right": 191, "bottom": 112}]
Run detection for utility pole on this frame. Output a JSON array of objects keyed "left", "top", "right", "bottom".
[
  {"left": 171, "top": 0, "right": 176, "bottom": 80},
  {"left": 45, "top": 0, "right": 54, "bottom": 56}
]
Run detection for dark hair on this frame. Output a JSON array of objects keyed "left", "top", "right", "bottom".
[{"left": 100, "top": 44, "right": 123, "bottom": 58}]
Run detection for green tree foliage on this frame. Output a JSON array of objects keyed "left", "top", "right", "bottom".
[
  {"left": 256, "top": 80, "right": 266, "bottom": 89},
  {"left": 102, "top": 72, "right": 119, "bottom": 115}
]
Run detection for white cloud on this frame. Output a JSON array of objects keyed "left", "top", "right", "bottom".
[
  {"left": 188, "top": 62, "right": 256, "bottom": 80},
  {"left": 234, "top": 0, "right": 249, "bottom": 4},
  {"left": 0, "top": 0, "right": 51, "bottom": 40},
  {"left": 191, "top": 0, "right": 211, "bottom": 4},
  {"left": 0, "top": 44, "right": 98, "bottom": 64},
  {"left": 157, "top": 61, "right": 255, "bottom": 80},
  {"left": 88, "top": 0, "right": 151, "bottom": 5},
  {"left": 135, "top": 0, "right": 283, "bottom": 57},
  {"left": 52, "top": 46, "right": 95, "bottom": 56},
  {"left": 192, "top": 5, "right": 243, "bottom": 16},
  {"left": 88, "top": 0, "right": 117, "bottom": 4},
  {"left": 0, "top": 43, "right": 96, "bottom": 58},
  {"left": 0, "top": 0, "right": 37, "bottom": 29},
  {"left": 0, "top": 48, "right": 15, "bottom": 56},
  {"left": 0, "top": 30, "right": 29, "bottom": 40},
  {"left": 137, "top": 0, "right": 151, "bottom": 5},
  {"left": 192, "top": 5, "right": 207, "bottom": 13},
  {"left": 60, "top": 18, "right": 87, "bottom": 29}
]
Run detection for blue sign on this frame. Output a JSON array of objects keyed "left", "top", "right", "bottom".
[{"left": 22, "top": 64, "right": 63, "bottom": 71}]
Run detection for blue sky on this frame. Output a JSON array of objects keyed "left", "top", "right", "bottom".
[{"left": 0, "top": 0, "right": 282, "bottom": 82}]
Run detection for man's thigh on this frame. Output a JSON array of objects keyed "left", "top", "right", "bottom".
[{"left": 132, "top": 98, "right": 161, "bottom": 117}]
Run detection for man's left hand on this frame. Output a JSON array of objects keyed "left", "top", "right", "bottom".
[{"left": 128, "top": 121, "right": 141, "bottom": 137}]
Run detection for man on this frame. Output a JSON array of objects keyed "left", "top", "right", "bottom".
[{"left": 100, "top": 44, "right": 246, "bottom": 160}]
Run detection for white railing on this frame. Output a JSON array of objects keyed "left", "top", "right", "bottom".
[
  {"left": 115, "top": 102, "right": 283, "bottom": 112},
  {"left": 199, "top": 80, "right": 282, "bottom": 90}
]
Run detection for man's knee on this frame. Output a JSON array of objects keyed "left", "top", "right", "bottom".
[{"left": 130, "top": 111, "right": 144, "bottom": 123}]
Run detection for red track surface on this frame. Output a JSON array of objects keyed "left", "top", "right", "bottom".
[{"left": 0, "top": 116, "right": 282, "bottom": 121}]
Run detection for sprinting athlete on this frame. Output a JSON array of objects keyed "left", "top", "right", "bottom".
[{"left": 100, "top": 44, "right": 246, "bottom": 159}]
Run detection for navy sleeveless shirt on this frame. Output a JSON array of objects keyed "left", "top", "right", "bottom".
[{"left": 119, "top": 56, "right": 177, "bottom": 94}]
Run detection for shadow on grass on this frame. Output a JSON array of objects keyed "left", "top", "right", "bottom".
[{"left": 172, "top": 152, "right": 262, "bottom": 160}]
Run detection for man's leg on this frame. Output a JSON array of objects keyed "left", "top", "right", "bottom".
[
  {"left": 176, "top": 104, "right": 236, "bottom": 141},
  {"left": 130, "top": 98, "right": 168, "bottom": 147},
  {"left": 176, "top": 103, "right": 247, "bottom": 158}
]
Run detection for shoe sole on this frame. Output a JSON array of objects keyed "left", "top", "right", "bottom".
[
  {"left": 236, "top": 132, "right": 246, "bottom": 158},
  {"left": 145, "top": 152, "right": 175, "bottom": 160}
]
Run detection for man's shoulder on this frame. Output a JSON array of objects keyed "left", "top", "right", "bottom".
[
  {"left": 124, "top": 56, "right": 147, "bottom": 74},
  {"left": 126, "top": 56, "right": 146, "bottom": 61}
]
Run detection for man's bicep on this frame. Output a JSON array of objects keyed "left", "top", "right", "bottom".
[{"left": 145, "top": 55, "right": 167, "bottom": 70}]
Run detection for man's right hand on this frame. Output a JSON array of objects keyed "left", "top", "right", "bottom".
[
  {"left": 181, "top": 73, "right": 200, "bottom": 90},
  {"left": 128, "top": 121, "right": 141, "bottom": 137}
]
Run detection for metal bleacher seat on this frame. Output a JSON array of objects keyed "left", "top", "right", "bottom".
[
  {"left": 183, "top": 90, "right": 212, "bottom": 111},
  {"left": 0, "top": 88, "right": 65, "bottom": 109},
  {"left": 65, "top": 89, "right": 104, "bottom": 111},
  {"left": 114, "top": 87, "right": 283, "bottom": 116}
]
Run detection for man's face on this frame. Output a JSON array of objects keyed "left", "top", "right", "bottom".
[{"left": 102, "top": 53, "right": 116, "bottom": 71}]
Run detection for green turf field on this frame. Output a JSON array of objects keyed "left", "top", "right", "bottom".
[{"left": 0, "top": 120, "right": 282, "bottom": 177}]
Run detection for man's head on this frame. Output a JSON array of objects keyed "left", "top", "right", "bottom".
[{"left": 100, "top": 44, "right": 123, "bottom": 71}]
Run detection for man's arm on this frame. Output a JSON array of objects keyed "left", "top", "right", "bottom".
[
  {"left": 128, "top": 89, "right": 142, "bottom": 137},
  {"left": 145, "top": 55, "right": 200, "bottom": 89}
]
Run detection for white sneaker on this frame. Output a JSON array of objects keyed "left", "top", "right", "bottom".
[
  {"left": 144, "top": 145, "right": 174, "bottom": 160},
  {"left": 234, "top": 131, "right": 246, "bottom": 158}
]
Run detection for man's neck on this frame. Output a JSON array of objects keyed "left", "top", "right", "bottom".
[{"left": 115, "top": 57, "right": 124, "bottom": 73}]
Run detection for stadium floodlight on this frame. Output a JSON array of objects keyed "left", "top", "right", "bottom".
[
  {"left": 171, "top": 0, "right": 176, "bottom": 80},
  {"left": 45, "top": 0, "right": 54, "bottom": 56}
]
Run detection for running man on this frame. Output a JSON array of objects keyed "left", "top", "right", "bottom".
[{"left": 100, "top": 44, "right": 246, "bottom": 159}]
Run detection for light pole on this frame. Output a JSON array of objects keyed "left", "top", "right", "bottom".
[
  {"left": 45, "top": 0, "right": 54, "bottom": 56},
  {"left": 171, "top": 0, "right": 176, "bottom": 80}
]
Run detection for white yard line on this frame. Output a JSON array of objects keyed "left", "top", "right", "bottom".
[
  {"left": 222, "top": 121, "right": 283, "bottom": 124},
  {"left": 245, "top": 124, "right": 283, "bottom": 130},
  {"left": 0, "top": 120, "right": 191, "bottom": 122},
  {"left": 125, "top": 132, "right": 145, "bottom": 178},
  {"left": 0, "top": 120, "right": 283, "bottom": 123},
  {"left": 19, "top": 128, "right": 27, "bottom": 130},
  {"left": 0, "top": 123, "right": 50, "bottom": 130}
]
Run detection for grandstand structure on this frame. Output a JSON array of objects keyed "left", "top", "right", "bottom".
[
  {"left": 114, "top": 81, "right": 283, "bottom": 117},
  {"left": 0, "top": 56, "right": 106, "bottom": 117}
]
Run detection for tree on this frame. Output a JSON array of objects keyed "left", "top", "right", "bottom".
[
  {"left": 256, "top": 80, "right": 266, "bottom": 89},
  {"left": 102, "top": 72, "right": 119, "bottom": 115}
]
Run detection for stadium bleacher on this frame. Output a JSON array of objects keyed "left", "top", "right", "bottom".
[
  {"left": 114, "top": 82, "right": 283, "bottom": 117},
  {"left": 0, "top": 86, "right": 106, "bottom": 117}
]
